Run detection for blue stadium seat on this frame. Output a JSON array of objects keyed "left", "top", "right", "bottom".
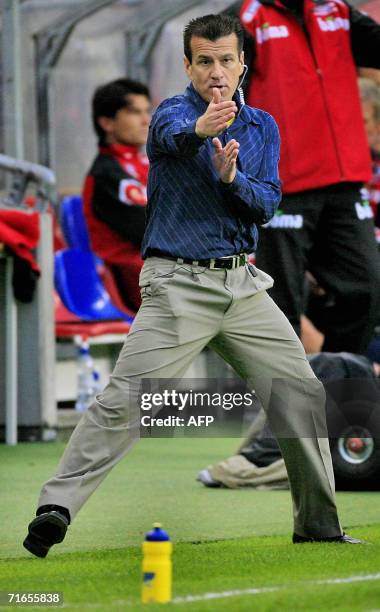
[
  {"left": 60, "top": 195, "right": 91, "bottom": 251},
  {"left": 54, "top": 249, "right": 133, "bottom": 323}
]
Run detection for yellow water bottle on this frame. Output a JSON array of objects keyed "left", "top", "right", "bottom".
[{"left": 142, "top": 523, "right": 172, "bottom": 603}]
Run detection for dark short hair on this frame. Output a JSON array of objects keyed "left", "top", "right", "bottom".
[
  {"left": 92, "top": 78, "right": 150, "bottom": 145},
  {"left": 183, "top": 13, "right": 244, "bottom": 63}
]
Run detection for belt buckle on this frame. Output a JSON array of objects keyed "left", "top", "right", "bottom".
[
  {"left": 209, "top": 254, "right": 246, "bottom": 270},
  {"left": 209, "top": 255, "right": 239, "bottom": 270},
  {"left": 209, "top": 257, "right": 230, "bottom": 270}
]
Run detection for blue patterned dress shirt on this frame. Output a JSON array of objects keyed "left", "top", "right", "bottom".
[{"left": 142, "top": 83, "right": 281, "bottom": 259}]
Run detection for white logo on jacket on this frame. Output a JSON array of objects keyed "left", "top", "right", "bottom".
[
  {"left": 317, "top": 16, "right": 349, "bottom": 32},
  {"left": 355, "top": 202, "right": 374, "bottom": 220},
  {"left": 118, "top": 179, "right": 147, "bottom": 206},
  {"left": 241, "top": 0, "right": 261, "bottom": 23},
  {"left": 355, "top": 188, "right": 374, "bottom": 220},
  {"left": 256, "top": 24, "right": 289, "bottom": 44},
  {"left": 263, "top": 213, "right": 303, "bottom": 229}
]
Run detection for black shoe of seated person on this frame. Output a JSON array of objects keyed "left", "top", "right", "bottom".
[{"left": 23, "top": 505, "right": 70, "bottom": 558}]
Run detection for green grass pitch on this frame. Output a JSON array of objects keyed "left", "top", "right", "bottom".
[{"left": 1, "top": 438, "right": 380, "bottom": 610}]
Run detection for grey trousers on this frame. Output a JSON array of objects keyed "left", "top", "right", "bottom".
[{"left": 39, "top": 257, "right": 342, "bottom": 538}]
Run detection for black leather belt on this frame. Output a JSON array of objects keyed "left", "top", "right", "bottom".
[{"left": 147, "top": 250, "right": 248, "bottom": 270}]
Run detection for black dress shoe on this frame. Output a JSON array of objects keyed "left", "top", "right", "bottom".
[
  {"left": 293, "top": 532, "right": 366, "bottom": 544},
  {"left": 23, "top": 511, "right": 69, "bottom": 558}
]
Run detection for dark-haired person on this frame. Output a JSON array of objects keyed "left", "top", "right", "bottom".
[
  {"left": 83, "top": 78, "right": 151, "bottom": 310},
  {"left": 23, "top": 14, "right": 361, "bottom": 558},
  {"left": 223, "top": 0, "right": 380, "bottom": 355}
]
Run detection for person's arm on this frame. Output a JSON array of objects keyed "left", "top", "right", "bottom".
[
  {"left": 148, "top": 103, "right": 207, "bottom": 158},
  {"left": 348, "top": 3, "right": 380, "bottom": 69},
  {"left": 92, "top": 159, "right": 146, "bottom": 247},
  {"left": 219, "top": 114, "right": 282, "bottom": 225}
]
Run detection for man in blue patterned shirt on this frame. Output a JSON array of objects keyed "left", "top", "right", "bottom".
[
  {"left": 24, "top": 14, "right": 361, "bottom": 559},
  {"left": 142, "top": 38, "right": 281, "bottom": 258}
]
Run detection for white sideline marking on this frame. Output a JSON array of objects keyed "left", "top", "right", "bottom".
[
  {"left": 61, "top": 572, "right": 380, "bottom": 608},
  {"left": 172, "top": 573, "right": 380, "bottom": 604},
  {"left": 172, "top": 586, "right": 280, "bottom": 603}
]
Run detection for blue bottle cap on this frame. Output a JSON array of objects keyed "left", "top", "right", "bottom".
[{"left": 145, "top": 522, "right": 170, "bottom": 541}]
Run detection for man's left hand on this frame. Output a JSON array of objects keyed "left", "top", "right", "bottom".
[{"left": 212, "top": 137, "right": 240, "bottom": 183}]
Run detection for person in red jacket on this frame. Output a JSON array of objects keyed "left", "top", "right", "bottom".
[
  {"left": 224, "top": 0, "right": 380, "bottom": 353},
  {"left": 83, "top": 78, "right": 151, "bottom": 311}
]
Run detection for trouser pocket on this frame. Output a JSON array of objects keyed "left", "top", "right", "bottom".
[
  {"left": 245, "top": 263, "right": 274, "bottom": 292},
  {"left": 139, "top": 258, "right": 178, "bottom": 297}
]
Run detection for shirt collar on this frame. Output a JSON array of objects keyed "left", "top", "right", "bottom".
[
  {"left": 184, "top": 82, "right": 260, "bottom": 126},
  {"left": 99, "top": 143, "right": 140, "bottom": 158}
]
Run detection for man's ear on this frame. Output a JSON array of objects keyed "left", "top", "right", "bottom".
[
  {"left": 97, "top": 115, "right": 114, "bottom": 135},
  {"left": 184, "top": 55, "right": 192, "bottom": 79},
  {"left": 239, "top": 50, "right": 245, "bottom": 75}
]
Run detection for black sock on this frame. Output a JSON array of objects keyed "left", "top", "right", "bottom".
[{"left": 36, "top": 505, "right": 71, "bottom": 524}]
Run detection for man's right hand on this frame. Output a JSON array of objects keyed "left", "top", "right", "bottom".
[{"left": 195, "top": 88, "right": 237, "bottom": 139}]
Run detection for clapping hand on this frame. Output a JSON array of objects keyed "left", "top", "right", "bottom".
[{"left": 211, "top": 136, "right": 239, "bottom": 184}]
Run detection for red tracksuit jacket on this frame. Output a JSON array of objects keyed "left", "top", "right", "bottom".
[
  {"left": 83, "top": 143, "right": 148, "bottom": 309},
  {"left": 240, "top": 0, "right": 376, "bottom": 193},
  {"left": 83, "top": 143, "right": 148, "bottom": 264}
]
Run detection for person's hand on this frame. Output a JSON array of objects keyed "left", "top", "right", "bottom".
[
  {"left": 195, "top": 88, "right": 237, "bottom": 139},
  {"left": 211, "top": 136, "right": 240, "bottom": 183}
]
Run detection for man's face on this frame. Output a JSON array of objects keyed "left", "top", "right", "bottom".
[
  {"left": 99, "top": 94, "right": 151, "bottom": 147},
  {"left": 184, "top": 33, "right": 244, "bottom": 103}
]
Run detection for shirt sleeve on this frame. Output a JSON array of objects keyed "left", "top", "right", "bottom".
[
  {"left": 92, "top": 158, "right": 146, "bottom": 247},
  {"left": 148, "top": 104, "right": 207, "bottom": 158},
  {"left": 220, "top": 113, "right": 282, "bottom": 225},
  {"left": 347, "top": 3, "right": 380, "bottom": 69}
]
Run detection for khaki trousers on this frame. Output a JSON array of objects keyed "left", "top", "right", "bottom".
[{"left": 39, "top": 257, "right": 342, "bottom": 538}]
